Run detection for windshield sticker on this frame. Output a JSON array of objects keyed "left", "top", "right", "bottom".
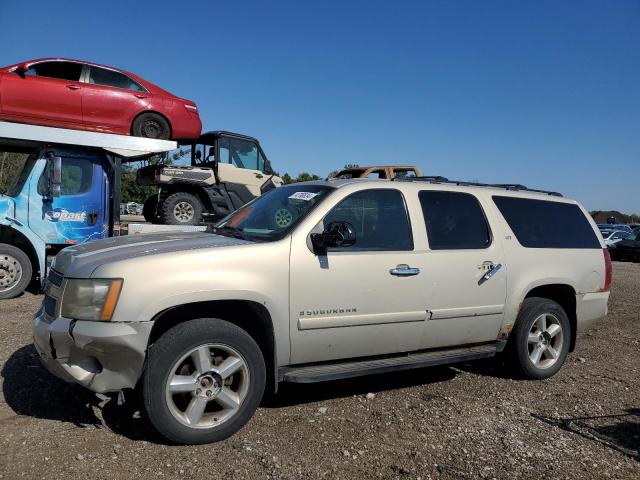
[{"left": 289, "top": 192, "right": 319, "bottom": 201}]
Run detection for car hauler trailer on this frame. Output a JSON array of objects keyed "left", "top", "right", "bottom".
[{"left": 0, "top": 121, "right": 204, "bottom": 299}]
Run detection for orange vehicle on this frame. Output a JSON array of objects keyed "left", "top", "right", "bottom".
[{"left": 332, "top": 165, "right": 422, "bottom": 180}]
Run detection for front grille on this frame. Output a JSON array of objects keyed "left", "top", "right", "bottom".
[
  {"left": 47, "top": 269, "right": 64, "bottom": 287},
  {"left": 43, "top": 268, "right": 64, "bottom": 318},
  {"left": 43, "top": 294, "right": 57, "bottom": 317}
]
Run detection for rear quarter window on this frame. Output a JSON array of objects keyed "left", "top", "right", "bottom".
[{"left": 492, "top": 196, "right": 600, "bottom": 249}]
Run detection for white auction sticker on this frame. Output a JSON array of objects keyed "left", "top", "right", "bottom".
[{"left": 289, "top": 192, "right": 319, "bottom": 201}]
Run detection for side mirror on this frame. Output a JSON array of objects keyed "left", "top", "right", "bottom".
[
  {"left": 15, "top": 63, "right": 28, "bottom": 77},
  {"left": 310, "top": 221, "right": 356, "bottom": 253},
  {"left": 47, "top": 155, "right": 62, "bottom": 198}
]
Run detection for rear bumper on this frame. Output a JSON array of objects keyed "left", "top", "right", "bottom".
[
  {"left": 32, "top": 307, "right": 153, "bottom": 393},
  {"left": 576, "top": 291, "right": 610, "bottom": 333},
  {"left": 170, "top": 113, "right": 202, "bottom": 140}
]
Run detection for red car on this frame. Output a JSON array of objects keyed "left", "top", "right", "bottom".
[{"left": 0, "top": 58, "right": 201, "bottom": 140}]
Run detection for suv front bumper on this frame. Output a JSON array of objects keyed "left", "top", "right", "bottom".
[{"left": 32, "top": 307, "right": 153, "bottom": 393}]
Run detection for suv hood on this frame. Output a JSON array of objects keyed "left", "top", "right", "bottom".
[{"left": 52, "top": 231, "right": 250, "bottom": 277}]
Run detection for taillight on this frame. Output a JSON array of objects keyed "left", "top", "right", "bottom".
[{"left": 603, "top": 248, "right": 612, "bottom": 291}]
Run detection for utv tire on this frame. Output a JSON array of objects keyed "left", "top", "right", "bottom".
[
  {"left": 142, "top": 318, "right": 266, "bottom": 444},
  {"left": 132, "top": 113, "right": 171, "bottom": 140},
  {"left": 143, "top": 195, "right": 159, "bottom": 223},
  {"left": 159, "top": 192, "right": 203, "bottom": 225},
  {"left": 508, "top": 297, "right": 571, "bottom": 380},
  {"left": 0, "top": 243, "right": 32, "bottom": 300}
]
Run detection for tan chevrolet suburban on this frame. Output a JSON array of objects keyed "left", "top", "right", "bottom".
[{"left": 33, "top": 176, "right": 611, "bottom": 444}]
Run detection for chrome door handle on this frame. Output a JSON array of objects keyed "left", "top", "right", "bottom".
[
  {"left": 390, "top": 264, "right": 420, "bottom": 276},
  {"left": 478, "top": 263, "right": 502, "bottom": 285}
]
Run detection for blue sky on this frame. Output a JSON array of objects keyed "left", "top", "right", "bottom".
[{"left": 1, "top": 0, "right": 638, "bottom": 212}]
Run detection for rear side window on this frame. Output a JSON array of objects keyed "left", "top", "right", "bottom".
[
  {"left": 419, "top": 191, "right": 491, "bottom": 250},
  {"left": 26, "top": 61, "right": 82, "bottom": 81},
  {"left": 324, "top": 189, "right": 413, "bottom": 250},
  {"left": 88, "top": 67, "right": 145, "bottom": 91},
  {"left": 493, "top": 196, "right": 600, "bottom": 248}
]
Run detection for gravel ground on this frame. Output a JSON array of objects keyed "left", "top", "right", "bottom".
[{"left": 0, "top": 262, "right": 638, "bottom": 479}]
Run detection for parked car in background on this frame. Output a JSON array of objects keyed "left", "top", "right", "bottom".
[
  {"left": 0, "top": 58, "right": 201, "bottom": 140},
  {"left": 597, "top": 224, "right": 632, "bottom": 234},
  {"left": 331, "top": 165, "right": 422, "bottom": 180},
  {"left": 610, "top": 228, "right": 640, "bottom": 262},
  {"left": 600, "top": 230, "right": 629, "bottom": 249}
]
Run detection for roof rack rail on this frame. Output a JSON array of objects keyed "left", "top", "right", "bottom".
[{"left": 395, "top": 176, "right": 563, "bottom": 197}]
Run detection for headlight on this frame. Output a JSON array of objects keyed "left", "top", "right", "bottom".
[{"left": 60, "top": 279, "right": 123, "bottom": 321}]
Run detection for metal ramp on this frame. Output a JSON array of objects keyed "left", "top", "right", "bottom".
[{"left": 0, "top": 120, "right": 176, "bottom": 159}]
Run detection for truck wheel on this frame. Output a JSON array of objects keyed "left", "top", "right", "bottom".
[
  {"left": 0, "top": 244, "right": 32, "bottom": 300},
  {"left": 142, "top": 318, "right": 266, "bottom": 444},
  {"left": 143, "top": 195, "right": 159, "bottom": 223},
  {"left": 159, "top": 192, "right": 203, "bottom": 225},
  {"left": 509, "top": 297, "right": 571, "bottom": 380},
  {"left": 132, "top": 113, "right": 171, "bottom": 140}
]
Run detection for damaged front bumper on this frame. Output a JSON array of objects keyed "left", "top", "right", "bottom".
[{"left": 32, "top": 307, "right": 153, "bottom": 393}]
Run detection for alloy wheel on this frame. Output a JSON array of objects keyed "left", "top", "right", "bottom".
[
  {"left": 164, "top": 343, "right": 250, "bottom": 429},
  {"left": 527, "top": 313, "right": 564, "bottom": 369},
  {"left": 174, "top": 202, "right": 195, "bottom": 222}
]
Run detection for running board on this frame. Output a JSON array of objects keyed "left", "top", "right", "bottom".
[{"left": 279, "top": 343, "right": 499, "bottom": 383}]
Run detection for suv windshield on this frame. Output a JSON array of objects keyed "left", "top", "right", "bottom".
[{"left": 213, "top": 184, "right": 334, "bottom": 242}]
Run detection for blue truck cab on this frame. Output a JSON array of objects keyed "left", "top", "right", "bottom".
[{"left": 0, "top": 121, "right": 176, "bottom": 298}]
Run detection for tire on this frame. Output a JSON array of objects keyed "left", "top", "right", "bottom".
[
  {"left": 142, "top": 318, "right": 266, "bottom": 444},
  {"left": 0, "top": 243, "right": 32, "bottom": 300},
  {"left": 142, "top": 195, "right": 159, "bottom": 223},
  {"left": 159, "top": 192, "right": 203, "bottom": 225},
  {"left": 508, "top": 297, "right": 571, "bottom": 380},
  {"left": 132, "top": 113, "right": 171, "bottom": 140}
]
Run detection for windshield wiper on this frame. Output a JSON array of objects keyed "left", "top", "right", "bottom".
[{"left": 210, "top": 225, "right": 249, "bottom": 240}]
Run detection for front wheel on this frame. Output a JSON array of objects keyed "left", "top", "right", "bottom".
[
  {"left": 0, "top": 244, "right": 32, "bottom": 300},
  {"left": 159, "top": 192, "right": 203, "bottom": 225},
  {"left": 508, "top": 297, "right": 571, "bottom": 380},
  {"left": 142, "top": 318, "right": 266, "bottom": 444}
]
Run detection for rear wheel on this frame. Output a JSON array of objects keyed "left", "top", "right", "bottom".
[
  {"left": 143, "top": 195, "right": 159, "bottom": 223},
  {"left": 132, "top": 113, "right": 171, "bottom": 140},
  {"left": 0, "top": 244, "right": 32, "bottom": 300},
  {"left": 509, "top": 297, "right": 571, "bottom": 379},
  {"left": 142, "top": 318, "right": 266, "bottom": 444},
  {"left": 159, "top": 192, "right": 203, "bottom": 225}
]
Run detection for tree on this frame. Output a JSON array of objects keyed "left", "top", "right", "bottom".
[{"left": 0, "top": 151, "right": 30, "bottom": 193}]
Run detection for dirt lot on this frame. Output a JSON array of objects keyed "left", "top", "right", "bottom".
[{"left": 0, "top": 263, "right": 638, "bottom": 479}]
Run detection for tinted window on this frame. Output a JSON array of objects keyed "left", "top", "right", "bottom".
[
  {"left": 38, "top": 158, "right": 93, "bottom": 196},
  {"left": 230, "top": 139, "right": 259, "bottom": 170},
  {"left": 419, "top": 191, "right": 491, "bottom": 250},
  {"left": 26, "top": 61, "right": 82, "bottom": 81},
  {"left": 88, "top": 67, "right": 145, "bottom": 91},
  {"left": 324, "top": 189, "right": 413, "bottom": 250},
  {"left": 493, "top": 196, "right": 600, "bottom": 249}
]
